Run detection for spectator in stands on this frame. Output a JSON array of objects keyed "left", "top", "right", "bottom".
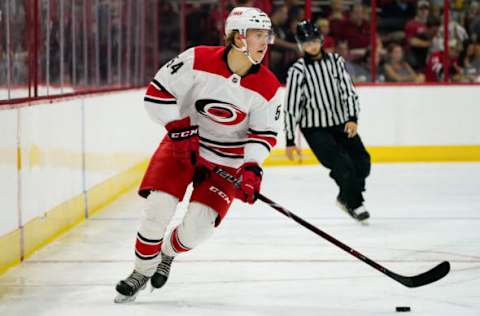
[
  {"left": 315, "top": 18, "right": 336, "bottom": 53},
  {"left": 362, "top": 3, "right": 371, "bottom": 23},
  {"left": 467, "top": 1, "right": 480, "bottom": 42},
  {"left": 459, "top": 40, "right": 480, "bottom": 82},
  {"left": 431, "top": 19, "right": 469, "bottom": 53},
  {"left": 425, "top": 38, "right": 463, "bottom": 82},
  {"left": 379, "top": 0, "right": 416, "bottom": 33},
  {"left": 291, "top": 5, "right": 305, "bottom": 23},
  {"left": 340, "top": 3, "right": 371, "bottom": 58},
  {"left": 384, "top": 43, "right": 425, "bottom": 82},
  {"left": 284, "top": 0, "right": 304, "bottom": 23},
  {"left": 336, "top": 40, "right": 357, "bottom": 75},
  {"left": 466, "top": 1, "right": 480, "bottom": 28},
  {"left": 349, "top": 42, "right": 386, "bottom": 83},
  {"left": 270, "top": 5, "right": 298, "bottom": 83},
  {"left": 404, "top": 2, "right": 438, "bottom": 71},
  {"left": 327, "top": 0, "right": 348, "bottom": 40},
  {"left": 429, "top": 0, "right": 443, "bottom": 20},
  {"left": 327, "top": 0, "right": 345, "bottom": 20},
  {"left": 186, "top": 4, "right": 219, "bottom": 47},
  {"left": 158, "top": 0, "right": 180, "bottom": 65},
  {"left": 285, "top": 4, "right": 306, "bottom": 44}
]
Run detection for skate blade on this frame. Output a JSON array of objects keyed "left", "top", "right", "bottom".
[
  {"left": 114, "top": 283, "right": 146, "bottom": 304},
  {"left": 114, "top": 293, "right": 139, "bottom": 304},
  {"left": 358, "top": 218, "right": 369, "bottom": 226},
  {"left": 353, "top": 212, "right": 370, "bottom": 225},
  {"left": 150, "top": 284, "right": 156, "bottom": 293},
  {"left": 337, "top": 201, "right": 370, "bottom": 225}
]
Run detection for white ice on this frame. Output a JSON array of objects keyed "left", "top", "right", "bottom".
[{"left": 1, "top": 163, "right": 479, "bottom": 316}]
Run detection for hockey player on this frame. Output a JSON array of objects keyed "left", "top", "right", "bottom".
[
  {"left": 114, "top": 7, "right": 282, "bottom": 303},
  {"left": 284, "top": 21, "right": 371, "bottom": 222}
]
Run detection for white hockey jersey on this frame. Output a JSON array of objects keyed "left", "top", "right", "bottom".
[{"left": 144, "top": 46, "right": 283, "bottom": 168}]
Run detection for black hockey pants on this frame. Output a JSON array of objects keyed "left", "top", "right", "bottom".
[{"left": 302, "top": 125, "right": 371, "bottom": 210}]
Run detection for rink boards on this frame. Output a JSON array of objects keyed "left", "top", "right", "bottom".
[{"left": 1, "top": 85, "right": 480, "bottom": 275}]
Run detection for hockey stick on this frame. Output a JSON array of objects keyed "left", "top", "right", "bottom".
[{"left": 207, "top": 164, "right": 450, "bottom": 288}]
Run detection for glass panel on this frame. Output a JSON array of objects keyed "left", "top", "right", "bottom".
[
  {"left": 378, "top": 0, "right": 432, "bottom": 83},
  {"left": 268, "top": 1, "right": 305, "bottom": 84},
  {"left": 269, "top": 0, "right": 375, "bottom": 83},
  {"left": 446, "top": 0, "right": 479, "bottom": 82},
  {"left": 60, "top": 0, "right": 74, "bottom": 93},
  {"left": 1, "top": 0, "right": 208, "bottom": 102},
  {"left": 0, "top": 0, "right": 29, "bottom": 100},
  {"left": 158, "top": 0, "right": 181, "bottom": 68},
  {"left": 37, "top": 0, "right": 67, "bottom": 95},
  {"left": 185, "top": 1, "right": 222, "bottom": 48},
  {"left": 70, "top": 0, "right": 82, "bottom": 89},
  {"left": 325, "top": 1, "right": 374, "bottom": 83},
  {"left": 143, "top": 0, "right": 159, "bottom": 82},
  {"left": 0, "top": 0, "right": 10, "bottom": 100},
  {"left": 111, "top": 0, "right": 123, "bottom": 86},
  {"left": 377, "top": 0, "right": 477, "bottom": 84},
  {"left": 11, "top": 1, "right": 29, "bottom": 98}
]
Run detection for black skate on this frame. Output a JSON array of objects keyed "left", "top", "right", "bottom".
[
  {"left": 151, "top": 253, "right": 174, "bottom": 290},
  {"left": 336, "top": 197, "right": 370, "bottom": 223},
  {"left": 114, "top": 270, "right": 149, "bottom": 303}
]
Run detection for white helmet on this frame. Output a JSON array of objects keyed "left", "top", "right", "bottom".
[
  {"left": 225, "top": 7, "right": 272, "bottom": 38},
  {"left": 225, "top": 7, "right": 273, "bottom": 65}
]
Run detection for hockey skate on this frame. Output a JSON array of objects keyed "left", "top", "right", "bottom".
[
  {"left": 151, "top": 252, "right": 174, "bottom": 290},
  {"left": 114, "top": 270, "right": 149, "bottom": 303},
  {"left": 336, "top": 197, "right": 370, "bottom": 223}
]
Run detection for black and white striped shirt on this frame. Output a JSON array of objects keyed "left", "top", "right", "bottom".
[{"left": 284, "top": 51, "right": 360, "bottom": 145}]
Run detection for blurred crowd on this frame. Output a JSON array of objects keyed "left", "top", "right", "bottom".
[
  {"left": 269, "top": 0, "right": 480, "bottom": 83},
  {"left": 182, "top": 0, "right": 480, "bottom": 83},
  {"left": 2, "top": 0, "right": 480, "bottom": 97}
]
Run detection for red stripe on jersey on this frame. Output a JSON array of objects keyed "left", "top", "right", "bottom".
[
  {"left": 135, "top": 238, "right": 162, "bottom": 256},
  {"left": 145, "top": 83, "right": 175, "bottom": 99},
  {"left": 171, "top": 228, "right": 190, "bottom": 253},
  {"left": 247, "top": 133, "right": 277, "bottom": 148},
  {"left": 207, "top": 145, "right": 244, "bottom": 155}
]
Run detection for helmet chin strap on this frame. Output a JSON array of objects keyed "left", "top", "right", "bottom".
[{"left": 232, "top": 38, "right": 265, "bottom": 65}]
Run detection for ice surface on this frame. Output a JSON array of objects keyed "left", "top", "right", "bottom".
[{"left": 1, "top": 163, "right": 479, "bottom": 316}]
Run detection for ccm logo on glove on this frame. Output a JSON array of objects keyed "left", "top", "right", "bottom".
[
  {"left": 165, "top": 117, "right": 199, "bottom": 166},
  {"left": 169, "top": 128, "right": 199, "bottom": 140}
]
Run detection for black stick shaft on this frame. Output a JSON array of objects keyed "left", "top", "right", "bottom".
[
  {"left": 210, "top": 165, "right": 449, "bottom": 288},
  {"left": 258, "top": 194, "right": 390, "bottom": 276}
]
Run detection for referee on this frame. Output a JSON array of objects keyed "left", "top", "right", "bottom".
[{"left": 284, "top": 20, "right": 371, "bottom": 222}]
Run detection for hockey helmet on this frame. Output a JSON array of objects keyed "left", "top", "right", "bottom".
[
  {"left": 296, "top": 20, "right": 323, "bottom": 44},
  {"left": 224, "top": 7, "right": 273, "bottom": 65},
  {"left": 225, "top": 7, "right": 272, "bottom": 41}
]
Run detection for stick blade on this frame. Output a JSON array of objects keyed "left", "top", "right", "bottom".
[{"left": 397, "top": 261, "right": 450, "bottom": 288}]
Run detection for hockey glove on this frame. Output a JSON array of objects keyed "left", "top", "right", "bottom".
[
  {"left": 236, "top": 162, "right": 263, "bottom": 204},
  {"left": 165, "top": 117, "right": 199, "bottom": 166}
]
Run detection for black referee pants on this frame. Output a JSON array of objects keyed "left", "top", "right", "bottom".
[{"left": 302, "top": 125, "right": 371, "bottom": 210}]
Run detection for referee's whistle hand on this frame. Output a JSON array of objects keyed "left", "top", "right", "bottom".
[
  {"left": 344, "top": 122, "right": 358, "bottom": 138},
  {"left": 286, "top": 146, "right": 302, "bottom": 162}
]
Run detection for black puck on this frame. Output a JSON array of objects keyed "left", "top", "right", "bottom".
[{"left": 396, "top": 306, "right": 411, "bottom": 312}]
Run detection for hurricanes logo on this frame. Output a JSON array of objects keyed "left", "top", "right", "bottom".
[{"left": 195, "top": 99, "right": 246, "bottom": 126}]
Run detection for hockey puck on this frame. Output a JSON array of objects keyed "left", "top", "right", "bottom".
[{"left": 396, "top": 306, "right": 411, "bottom": 312}]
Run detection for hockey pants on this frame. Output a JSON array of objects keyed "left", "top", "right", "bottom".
[{"left": 302, "top": 125, "right": 371, "bottom": 210}]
